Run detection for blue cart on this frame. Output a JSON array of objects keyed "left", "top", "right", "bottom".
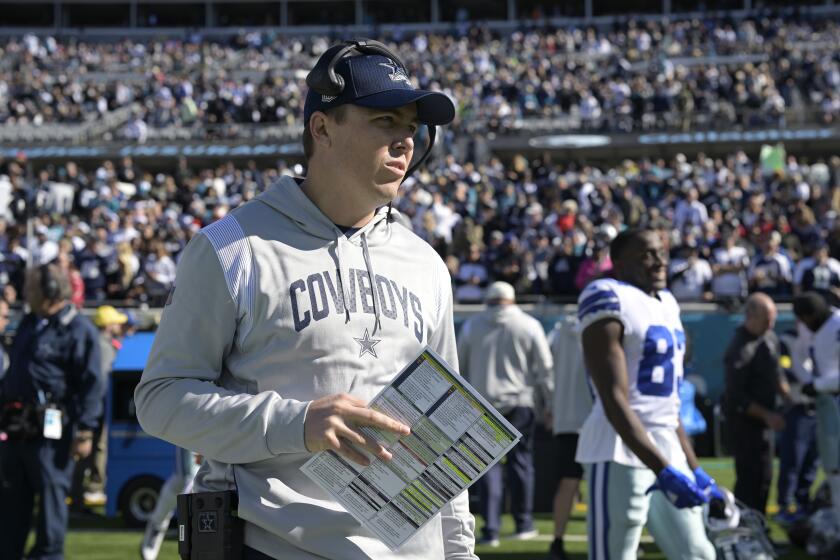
[{"left": 104, "top": 332, "right": 177, "bottom": 527}]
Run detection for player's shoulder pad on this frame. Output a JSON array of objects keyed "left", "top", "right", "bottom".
[
  {"left": 577, "top": 278, "right": 622, "bottom": 323},
  {"left": 657, "top": 288, "right": 680, "bottom": 309}
]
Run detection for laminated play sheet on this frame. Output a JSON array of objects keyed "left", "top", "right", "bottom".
[{"left": 301, "top": 347, "right": 522, "bottom": 550}]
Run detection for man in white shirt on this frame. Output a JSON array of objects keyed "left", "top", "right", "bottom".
[
  {"left": 748, "top": 231, "right": 792, "bottom": 297},
  {"left": 545, "top": 316, "right": 592, "bottom": 560},
  {"left": 793, "top": 243, "right": 840, "bottom": 296},
  {"left": 668, "top": 246, "right": 713, "bottom": 301},
  {"left": 797, "top": 242, "right": 840, "bottom": 306},
  {"left": 711, "top": 230, "right": 750, "bottom": 301},
  {"left": 796, "top": 292, "right": 840, "bottom": 535},
  {"left": 457, "top": 282, "right": 553, "bottom": 547}
]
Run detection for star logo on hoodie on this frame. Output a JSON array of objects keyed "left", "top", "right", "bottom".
[{"left": 354, "top": 328, "right": 381, "bottom": 358}]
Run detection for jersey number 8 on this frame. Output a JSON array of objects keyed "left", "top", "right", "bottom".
[{"left": 637, "top": 325, "right": 685, "bottom": 397}]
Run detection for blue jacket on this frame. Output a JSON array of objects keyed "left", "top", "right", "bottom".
[{"left": 1, "top": 304, "right": 104, "bottom": 431}]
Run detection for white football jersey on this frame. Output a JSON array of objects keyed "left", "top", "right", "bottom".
[
  {"left": 811, "top": 309, "right": 840, "bottom": 393},
  {"left": 575, "top": 278, "right": 687, "bottom": 467},
  {"left": 779, "top": 322, "right": 814, "bottom": 385}
]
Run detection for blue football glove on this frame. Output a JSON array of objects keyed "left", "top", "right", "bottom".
[
  {"left": 646, "top": 465, "right": 708, "bottom": 509},
  {"left": 693, "top": 466, "right": 725, "bottom": 501}
]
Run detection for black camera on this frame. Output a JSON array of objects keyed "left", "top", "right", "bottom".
[{"left": 0, "top": 402, "right": 44, "bottom": 439}]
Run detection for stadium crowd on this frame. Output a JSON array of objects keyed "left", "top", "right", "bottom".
[
  {"left": 1, "top": 146, "right": 838, "bottom": 307},
  {"left": 3, "top": 15, "right": 840, "bottom": 137}
]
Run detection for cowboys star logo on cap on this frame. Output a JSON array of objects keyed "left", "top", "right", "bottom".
[{"left": 378, "top": 61, "right": 411, "bottom": 85}]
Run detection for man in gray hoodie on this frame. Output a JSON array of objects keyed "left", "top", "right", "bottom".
[
  {"left": 456, "top": 281, "right": 553, "bottom": 547},
  {"left": 134, "top": 40, "right": 477, "bottom": 560}
]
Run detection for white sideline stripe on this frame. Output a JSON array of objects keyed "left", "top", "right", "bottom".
[
  {"left": 520, "top": 534, "right": 655, "bottom": 544},
  {"left": 476, "top": 534, "right": 655, "bottom": 545},
  {"left": 68, "top": 528, "right": 657, "bottom": 543}
]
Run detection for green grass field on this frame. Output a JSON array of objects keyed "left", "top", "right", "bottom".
[{"left": 52, "top": 458, "right": 811, "bottom": 559}]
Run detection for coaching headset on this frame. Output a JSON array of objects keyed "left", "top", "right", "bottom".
[{"left": 305, "top": 39, "right": 439, "bottom": 182}]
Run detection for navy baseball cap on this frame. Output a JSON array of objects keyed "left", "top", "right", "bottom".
[{"left": 304, "top": 54, "right": 455, "bottom": 127}]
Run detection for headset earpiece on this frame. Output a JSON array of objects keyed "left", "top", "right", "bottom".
[{"left": 306, "top": 44, "right": 352, "bottom": 97}]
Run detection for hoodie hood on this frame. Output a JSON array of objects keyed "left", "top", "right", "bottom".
[
  {"left": 255, "top": 175, "right": 391, "bottom": 244},
  {"left": 554, "top": 313, "right": 581, "bottom": 334},
  {"left": 484, "top": 303, "right": 521, "bottom": 324},
  {"left": 255, "top": 175, "right": 392, "bottom": 333}
]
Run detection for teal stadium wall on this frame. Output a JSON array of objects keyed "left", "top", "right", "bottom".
[
  {"left": 455, "top": 307, "right": 795, "bottom": 512},
  {"left": 455, "top": 308, "right": 795, "bottom": 402}
]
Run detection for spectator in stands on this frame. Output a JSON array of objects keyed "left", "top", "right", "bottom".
[
  {"left": 711, "top": 229, "right": 750, "bottom": 302},
  {"left": 748, "top": 231, "right": 793, "bottom": 297},
  {"left": 1, "top": 138, "right": 838, "bottom": 306},
  {"left": 32, "top": 224, "right": 58, "bottom": 265},
  {"left": 674, "top": 188, "right": 709, "bottom": 233},
  {"left": 0, "top": 296, "right": 9, "bottom": 372},
  {"left": 548, "top": 235, "right": 581, "bottom": 297},
  {"left": 790, "top": 202, "right": 822, "bottom": 250},
  {"left": 799, "top": 242, "right": 840, "bottom": 306},
  {"left": 57, "top": 239, "right": 84, "bottom": 307},
  {"left": 1, "top": 236, "right": 25, "bottom": 299},
  {"left": 574, "top": 238, "right": 612, "bottom": 290},
  {"left": 5, "top": 17, "right": 840, "bottom": 138},
  {"left": 141, "top": 241, "right": 177, "bottom": 306},
  {"left": 794, "top": 241, "right": 837, "bottom": 292},
  {"left": 75, "top": 237, "right": 109, "bottom": 302},
  {"left": 669, "top": 245, "right": 713, "bottom": 301},
  {"left": 455, "top": 243, "right": 489, "bottom": 303},
  {"left": 114, "top": 241, "right": 140, "bottom": 299}
]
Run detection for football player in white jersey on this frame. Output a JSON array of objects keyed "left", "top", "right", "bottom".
[
  {"left": 795, "top": 292, "right": 840, "bottom": 532},
  {"left": 575, "top": 229, "right": 716, "bottom": 560}
]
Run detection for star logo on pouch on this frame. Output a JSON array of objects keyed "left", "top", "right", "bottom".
[
  {"left": 354, "top": 328, "right": 381, "bottom": 358},
  {"left": 198, "top": 511, "right": 217, "bottom": 533}
]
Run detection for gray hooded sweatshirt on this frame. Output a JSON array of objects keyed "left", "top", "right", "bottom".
[
  {"left": 134, "top": 176, "right": 476, "bottom": 560},
  {"left": 456, "top": 305, "right": 553, "bottom": 414}
]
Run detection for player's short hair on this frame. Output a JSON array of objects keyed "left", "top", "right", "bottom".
[
  {"left": 793, "top": 291, "right": 829, "bottom": 318},
  {"left": 609, "top": 228, "right": 656, "bottom": 263},
  {"left": 302, "top": 105, "right": 349, "bottom": 161}
]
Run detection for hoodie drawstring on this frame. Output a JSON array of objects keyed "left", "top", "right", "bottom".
[
  {"left": 335, "top": 235, "right": 352, "bottom": 324},
  {"left": 360, "top": 232, "right": 382, "bottom": 335}
]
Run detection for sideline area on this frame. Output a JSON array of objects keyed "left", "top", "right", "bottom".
[{"left": 50, "top": 458, "right": 814, "bottom": 559}]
